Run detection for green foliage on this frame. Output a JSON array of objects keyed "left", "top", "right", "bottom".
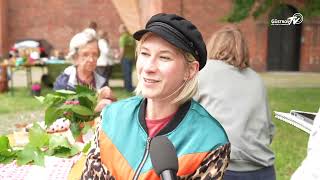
[
  {"left": 302, "top": 0, "right": 320, "bottom": 18},
  {"left": 28, "top": 122, "right": 50, "bottom": 148},
  {"left": 17, "top": 144, "right": 45, "bottom": 166},
  {"left": 226, "top": 0, "right": 320, "bottom": 22},
  {"left": 82, "top": 142, "right": 91, "bottom": 153},
  {"left": 47, "top": 135, "right": 80, "bottom": 158},
  {"left": 37, "top": 85, "right": 99, "bottom": 138},
  {"left": 252, "top": 0, "right": 273, "bottom": 18},
  {"left": 16, "top": 123, "right": 50, "bottom": 166},
  {"left": 224, "top": 0, "right": 255, "bottom": 22},
  {"left": 0, "top": 136, "right": 17, "bottom": 164},
  {"left": 4, "top": 124, "right": 80, "bottom": 166}
]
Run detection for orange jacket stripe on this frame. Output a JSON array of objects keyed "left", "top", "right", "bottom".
[
  {"left": 177, "top": 152, "right": 208, "bottom": 176},
  {"left": 140, "top": 169, "right": 160, "bottom": 180},
  {"left": 99, "top": 131, "right": 135, "bottom": 180},
  {"left": 139, "top": 152, "right": 208, "bottom": 179}
]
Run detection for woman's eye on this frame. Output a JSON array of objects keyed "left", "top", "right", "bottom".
[
  {"left": 160, "top": 56, "right": 171, "bottom": 61},
  {"left": 140, "top": 52, "right": 150, "bottom": 56}
]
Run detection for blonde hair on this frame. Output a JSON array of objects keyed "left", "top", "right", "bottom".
[
  {"left": 134, "top": 33, "right": 198, "bottom": 105},
  {"left": 207, "top": 25, "right": 249, "bottom": 70}
]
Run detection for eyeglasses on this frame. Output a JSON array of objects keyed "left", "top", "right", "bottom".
[{"left": 79, "top": 54, "right": 99, "bottom": 61}]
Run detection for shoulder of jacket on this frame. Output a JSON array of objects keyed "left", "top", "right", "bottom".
[
  {"left": 106, "top": 96, "right": 143, "bottom": 111},
  {"left": 63, "top": 65, "right": 76, "bottom": 75}
]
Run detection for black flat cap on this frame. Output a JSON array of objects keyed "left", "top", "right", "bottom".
[{"left": 133, "top": 13, "right": 207, "bottom": 70}]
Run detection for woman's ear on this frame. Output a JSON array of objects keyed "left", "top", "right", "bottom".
[{"left": 185, "top": 61, "right": 199, "bottom": 81}]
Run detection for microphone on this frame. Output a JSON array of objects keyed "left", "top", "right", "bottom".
[{"left": 150, "top": 136, "right": 178, "bottom": 180}]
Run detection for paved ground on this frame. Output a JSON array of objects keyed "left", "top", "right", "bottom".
[
  {"left": 260, "top": 72, "right": 320, "bottom": 88},
  {"left": 9, "top": 66, "right": 138, "bottom": 88},
  {"left": 0, "top": 111, "right": 44, "bottom": 135}
]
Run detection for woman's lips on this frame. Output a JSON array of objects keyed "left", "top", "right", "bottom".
[
  {"left": 144, "top": 78, "right": 160, "bottom": 83},
  {"left": 143, "top": 78, "right": 160, "bottom": 87}
]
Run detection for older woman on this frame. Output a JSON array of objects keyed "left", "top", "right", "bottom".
[
  {"left": 82, "top": 13, "right": 230, "bottom": 180},
  {"left": 53, "top": 30, "right": 108, "bottom": 90}
]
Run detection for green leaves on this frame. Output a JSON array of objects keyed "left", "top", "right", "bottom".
[
  {"left": 82, "top": 143, "right": 91, "bottom": 153},
  {"left": 4, "top": 124, "right": 82, "bottom": 166},
  {"left": 0, "top": 135, "right": 10, "bottom": 150},
  {"left": 28, "top": 123, "right": 50, "bottom": 148},
  {"left": 47, "top": 135, "right": 80, "bottom": 158},
  {"left": 17, "top": 144, "right": 45, "bottom": 166},
  {"left": 71, "top": 106, "right": 93, "bottom": 116},
  {"left": 0, "top": 136, "right": 17, "bottom": 164},
  {"left": 70, "top": 122, "right": 81, "bottom": 139},
  {"left": 37, "top": 85, "right": 98, "bottom": 127},
  {"left": 16, "top": 124, "right": 49, "bottom": 166},
  {"left": 225, "top": 0, "right": 320, "bottom": 23},
  {"left": 223, "top": 0, "right": 255, "bottom": 22}
]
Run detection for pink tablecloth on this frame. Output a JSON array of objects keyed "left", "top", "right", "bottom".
[{"left": 0, "top": 155, "right": 81, "bottom": 180}]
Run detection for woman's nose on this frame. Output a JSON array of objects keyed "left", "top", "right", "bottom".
[
  {"left": 87, "top": 55, "right": 97, "bottom": 62},
  {"left": 143, "top": 57, "right": 157, "bottom": 72}
]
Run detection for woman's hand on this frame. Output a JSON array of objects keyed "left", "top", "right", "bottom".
[{"left": 95, "top": 86, "right": 117, "bottom": 112}]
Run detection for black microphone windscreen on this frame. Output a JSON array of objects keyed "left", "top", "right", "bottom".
[{"left": 150, "top": 136, "right": 179, "bottom": 175}]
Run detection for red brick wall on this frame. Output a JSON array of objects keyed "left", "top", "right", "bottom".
[
  {"left": 3, "top": 0, "right": 320, "bottom": 72},
  {"left": 300, "top": 21, "right": 320, "bottom": 71},
  {"left": 167, "top": 0, "right": 267, "bottom": 71},
  {"left": 160, "top": 0, "right": 320, "bottom": 72},
  {"left": 7, "top": 0, "right": 123, "bottom": 54},
  {"left": 0, "top": 0, "right": 9, "bottom": 56}
]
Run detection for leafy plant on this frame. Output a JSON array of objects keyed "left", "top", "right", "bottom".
[
  {"left": 36, "top": 85, "right": 99, "bottom": 138},
  {"left": 0, "top": 123, "right": 82, "bottom": 166},
  {"left": 0, "top": 136, "right": 18, "bottom": 164}
]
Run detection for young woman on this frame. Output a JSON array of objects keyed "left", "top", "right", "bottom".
[{"left": 82, "top": 13, "right": 230, "bottom": 180}]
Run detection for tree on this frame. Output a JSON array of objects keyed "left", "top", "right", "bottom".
[{"left": 225, "top": 0, "right": 320, "bottom": 22}]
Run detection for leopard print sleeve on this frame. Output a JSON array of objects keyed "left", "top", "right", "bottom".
[
  {"left": 180, "top": 143, "right": 231, "bottom": 180},
  {"left": 81, "top": 120, "right": 115, "bottom": 180}
]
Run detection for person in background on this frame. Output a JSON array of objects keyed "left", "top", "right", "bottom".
[
  {"left": 53, "top": 29, "right": 108, "bottom": 91},
  {"left": 118, "top": 24, "right": 136, "bottom": 92},
  {"left": 84, "top": 21, "right": 98, "bottom": 36},
  {"left": 96, "top": 30, "right": 114, "bottom": 86},
  {"left": 195, "top": 25, "right": 275, "bottom": 180},
  {"left": 82, "top": 13, "right": 230, "bottom": 179}
]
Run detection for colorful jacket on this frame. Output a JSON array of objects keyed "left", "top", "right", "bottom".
[{"left": 82, "top": 96, "right": 230, "bottom": 180}]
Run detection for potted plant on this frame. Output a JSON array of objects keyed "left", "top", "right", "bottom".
[
  {"left": 31, "top": 83, "right": 41, "bottom": 96},
  {"left": 36, "top": 85, "right": 99, "bottom": 141}
]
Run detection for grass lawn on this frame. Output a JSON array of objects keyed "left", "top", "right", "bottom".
[
  {"left": 268, "top": 88, "right": 320, "bottom": 180},
  {"left": 0, "top": 87, "right": 133, "bottom": 114},
  {"left": 0, "top": 86, "right": 319, "bottom": 180}
]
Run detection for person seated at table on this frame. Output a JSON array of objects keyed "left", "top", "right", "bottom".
[
  {"left": 82, "top": 13, "right": 230, "bottom": 179},
  {"left": 53, "top": 29, "right": 108, "bottom": 91}
]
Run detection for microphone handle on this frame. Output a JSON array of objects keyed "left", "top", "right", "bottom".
[{"left": 160, "top": 170, "right": 177, "bottom": 180}]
